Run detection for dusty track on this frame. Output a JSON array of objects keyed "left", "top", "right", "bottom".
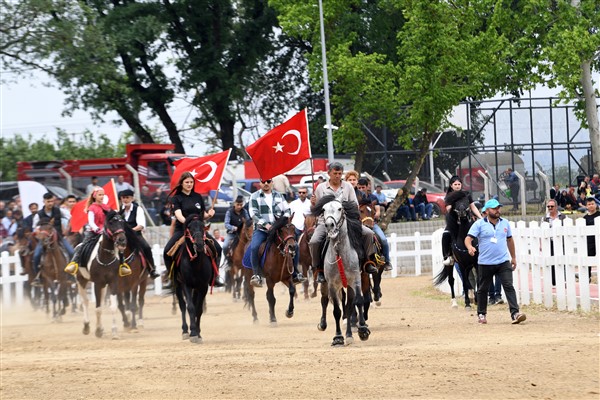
[{"left": 1, "top": 276, "right": 599, "bottom": 399}]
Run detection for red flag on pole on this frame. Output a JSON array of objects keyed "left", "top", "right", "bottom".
[
  {"left": 70, "top": 180, "right": 119, "bottom": 232},
  {"left": 170, "top": 149, "right": 232, "bottom": 195},
  {"left": 246, "top": 109, "right": 312, "bottom": 180}
]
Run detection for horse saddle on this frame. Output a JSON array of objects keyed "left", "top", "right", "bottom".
[{"left": 166, "top": 236, "right": 185, "bottom": 258}]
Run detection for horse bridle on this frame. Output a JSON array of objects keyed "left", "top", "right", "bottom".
[
  {"left": 360, "top": 204, "right": 375, "bottom": 227},
  {"left": 324, "top": 204, "right": 346, "bottom": 233},
  {"left": 184, "top": 215, "right": 206, "bottom": 259}
]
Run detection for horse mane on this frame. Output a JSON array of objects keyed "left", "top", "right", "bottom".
[
  {"left": 267, "top": 215, "right": 289, "bottom": 245},
  {"left": 343, "top": 202, "right": 365, "bottom": 261},
  {"left": 15, "top": 227, "right": 30, "bottom": 240},
  {"left": 445, "top": 190, "right": 468, "bottom": 205},
  {"left": 312, "top": 194, "right": 336, "bottom": 216}
]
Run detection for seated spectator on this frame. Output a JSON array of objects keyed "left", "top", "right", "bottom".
[
  {"left": 413, "top": 188, "right": 433, "bottom": 220},
  {"left": 393, "top": 188, "right": 416, "bottom": 222},
  {"left": 590, "top": 174, "right": 599, "bottom": 194},
  {"left": 564, "top": 186, "right": 578, "bottom": 212},
  {"left": 549, "top": 183, "right": 560, "bottom": 200},
  {"left": 140, "top": 185, "right": 158, "bottom": 224},
  {"left": 577, "top": 192, "right": 588, "bottom": 212},
  {"left": 373, "top": 185, "right": 389, "bottom": 210}
]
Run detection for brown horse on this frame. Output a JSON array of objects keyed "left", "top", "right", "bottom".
[
  {"left": 245, "top": 215, "right": 298, "bottom": 326},
  {"left": 37, "top": 222, "right": 70, "bottom": 320},
  {"left": 14, "top": 227, "right": 42, "bottom": 309},
  {"left": 230, "top": 219, "right": 253, "bottom": 302},
  {"left": 358, "top": 202, "right": 385, "bottom": 307},
  {"left": 299, "top": 214, "right": 318, "bottom": 299}
]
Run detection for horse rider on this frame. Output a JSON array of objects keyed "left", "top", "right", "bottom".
[
  {"left": 441, "top": 175, "right": 483, "bottom": 266},
  {"left": 65, "top": 186, "right": 132, "bottom": 277},
  {"left": 118, "top": 189, "right": 160, "bottom": 279},
  {"left": 222, "top": 195, "right": 251, "bottom": 267},
  {"left": 344, "top": 171, "right": 388, "bottom": 273},
  {"left": 309, "top": 162, "right": 377, "bottom": 283},
  {"left": 248, "top": 178, "right": 306, "bottom": 288},
  {"left": 31, "top": 192, "right": 75, "bottom": 286},
  {"left": 357, "top": 177, "right": 392, "bottom": 271},
  {"left": 162, "top": 171, "right": 224, "bottom": 287}
]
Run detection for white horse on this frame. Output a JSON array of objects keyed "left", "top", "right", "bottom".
[{"left": 317, "top": 195, "right": 370, "bottom": 346}]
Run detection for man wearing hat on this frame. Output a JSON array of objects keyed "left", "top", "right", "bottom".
[
  {"left": 119, "top": 189, "right": 160, "bottom": 279},
  {"left": 222, "top": 195, "right": 251, "bottom": 266},
  {"left": 465, "top": 198, "right": 526, "bottom": 325}
]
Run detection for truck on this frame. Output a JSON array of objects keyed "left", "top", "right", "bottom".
[{"left": 17, "top": 143, "right": 184, "bottom": 197}]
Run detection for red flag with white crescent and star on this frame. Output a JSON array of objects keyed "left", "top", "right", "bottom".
[
  {"left": 170, "top": 149, "right": 232, "bottom": 195},
  {"left": 70, "top": 180, "right": 119, "bottom": 232},
  {"left": 246, "top": 109, "right": 312, "bottom": 181}
]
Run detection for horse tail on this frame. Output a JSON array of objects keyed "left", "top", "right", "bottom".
[{"left": 433, "top": 265, "right": 453, "bottom": 287}]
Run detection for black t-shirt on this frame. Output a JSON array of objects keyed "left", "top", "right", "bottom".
[
  {"left": 171, "top": 191, "right": 206, "bottom": 232},
  {"left": 583, "top": 210, "right": 600, "bottom": 256}
]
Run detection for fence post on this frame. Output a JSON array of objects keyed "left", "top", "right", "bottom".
[
  {"left": 152, "top": 244, "right": 164, "bottom": 295},
  {"left": 414, "top": 232, "right": 422, "bottom": 276},
  {"left": 1, "top": 251, "right": 12, "bottom": 306}
]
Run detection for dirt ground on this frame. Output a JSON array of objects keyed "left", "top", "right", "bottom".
[{"left": 1, "top": 276, "right": 599, "bottom": 400}]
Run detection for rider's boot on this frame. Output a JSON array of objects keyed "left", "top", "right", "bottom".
[
  {"left": 147, "top": 265, "right": 160, "bottom": 280},
  {"left": 365, "top": 262, "right": 378, "bottom": 274},
  {"left": 315, "top": 268, "right": 326, "bottom": 284},
  {"left": 292, "top": 268, "right": 307, "bottom": 285},
  {"left": 31, "top": 271, "right": 43, "bottom": 287},
  {"left": 250, "top": 267, "right": 263, "bottom": 288},
  {"left": 64, "top": 244, "right": 82, "bottom": 276}
]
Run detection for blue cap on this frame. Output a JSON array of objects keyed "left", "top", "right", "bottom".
[{"left": 481, "top": 198, "right": 502, "bottom": 212}]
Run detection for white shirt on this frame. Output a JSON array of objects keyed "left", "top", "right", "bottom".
[{"left": 289, "top": 198, "right": 312, "bottom": 231}]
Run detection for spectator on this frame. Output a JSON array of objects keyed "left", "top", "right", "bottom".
[
  {"left": 590, "top": 174, "right": 599, "bottom": 194},
  {"left": 549, "top": 183, "right": 560, "bottom": 200},
  {"left": 1, "top": 209, "right": 17, "bottom": 238},
  {"left": 86, "top": 176, "right": 99, "bottom": 195},
  {"left": 115, "top": 175, "right": 135, "bottom": 194},
  {"left": 564, "top": 186, "right": 578, "bottom": 212},
  {"left": 271, "top": 174, "right": 294, "bottom": 202},
  {"left": 582, "top": 197, "right": 600, "bottom": 283},
  {"left": 373, "top": 185, "right": 389, "bottom": 210},
  {"left": 577, "top": 191, "right": 588, "bottom": 212},
  {"left": 541, "top": 199, "right": 567, "bottom": 286},
  {"left": 140, "top": 185, "right": 157, "bottom": 224},
  {"left": 504, "top": 168, "right": 520, "bottom": 211},
  {"left": 23, "top": 203, "right": 39, "bottom": 231},
  {"left": 213, "top": 228, "right": 224, "bottom": 243},
  {"left": 289, "top": 187, "right": 312, "bottom": 237},
  {"left": 393, "top": 188, "right": 416, "bottom": 222},
  {"left": 577, "top": 179, "right": 591, "bottom": 197},
  {"left": 413, "top": 188, "right": 433, "bottom": 220},
  {"left": 152, "top": 187, "right": 169, "bottom": 225}
]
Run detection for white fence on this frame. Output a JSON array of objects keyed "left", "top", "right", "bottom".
[{"left": 431, "top": 218, "right": 600, "bottom": 312}]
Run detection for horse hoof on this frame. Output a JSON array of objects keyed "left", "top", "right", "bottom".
[
  {"left": 138, "top": 320, "right": 144, "bottom": 328},
  {"left": 310, "top": 292, "right": 317, "bottom": 298},
  {"left": 375, "top": 300, "right": 382, "bottom": 307},
  {"left": 270, "top": 321, "right": 278, "bottom": 328},
  {"left": 331, "top": 336, "right": 344, "bottom": 347},
  {"left": 83, "top": 323, "right": 90, "bottom": 335},
  {"left": 318, "top": 320, "right": 327, "bottom": 331},
  {"left": 465, "top": 305, "right": 472, "bottom": 310},
  {"left": 358, "top": 326, "right": 371, "bottom": 341},
  {"left": 112, "top": 335, "right": 120, "bottom": 340},
  {"left": 123, "top": 321, "right": 131, "bottom": 329},
  {"left": 451, "top": 299, "right": 458, "bottom": 308},
  {"left": 190, "top": 336, "right": 203, "bottom": 344},
  {"left": 95, "top": 328, "right": 104, "bottom": 338},
  {"left": 285, "top": 310, "right": 294, "bottom": 319},
  {"left": 345, "top": 336, "right": 354, "bottom": 346},
  {"left": 182, "top": 333, "right": 190, "bottom": 340},
  {"left": 130, "top": 328, "right": 139, "bottom": 334}
]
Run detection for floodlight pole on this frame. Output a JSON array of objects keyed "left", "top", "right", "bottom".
[{"left": 319, "top": 0, "right": 334, "bottom": 163}]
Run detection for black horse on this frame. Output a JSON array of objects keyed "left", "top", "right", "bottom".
[
  {"left": 434, "top": 192, "right": 478, "bottom": 309},
  {"left": 171, "top": 215, "right": 216, "bottom": 343}
]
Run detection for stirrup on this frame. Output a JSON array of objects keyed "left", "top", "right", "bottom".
[
  {"left": 64, "top": 261, "right": 79, "bottom": 276},
  {"left": 119, "top": 263, "right": 132, "bottom": 277}
]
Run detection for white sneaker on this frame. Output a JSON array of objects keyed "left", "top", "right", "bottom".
[{"left": 442, "top": 256, "right": 454, "bottom": 266}]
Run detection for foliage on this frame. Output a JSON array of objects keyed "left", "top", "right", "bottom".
[{"left": 0, "top": 130, "right": 126, "bottom": 181}]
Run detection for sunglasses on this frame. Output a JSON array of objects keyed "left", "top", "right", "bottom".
[
  {"left": 261, "top": 180, "right": 272, "bottom": 184},
  {"left": 298, "top": 191, "right": 307, "bottom": 194},
  {"left": 547, "top": 205, "right": 555, "bottom": 208}
]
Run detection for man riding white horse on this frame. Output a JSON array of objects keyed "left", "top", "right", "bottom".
[{"left": 309, "top": 162, "right": 377, "bottom": 283}]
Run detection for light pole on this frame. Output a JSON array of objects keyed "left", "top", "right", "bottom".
[{"left": 318, "top": 0, "right": 334, "bottom": 163}]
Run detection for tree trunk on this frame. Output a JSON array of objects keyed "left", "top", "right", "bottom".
[
  {"left": 354, "top": 144, "right": 365, "bottom": 172},
  {"left": 380, "top": 131, "right": 437, "bottom": 232},
  {"left": 580, "top": 59, "right": 600, "bottom": 174}
]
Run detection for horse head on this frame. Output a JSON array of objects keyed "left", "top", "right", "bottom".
[
  {"left": 268, "top": 215, "right": 297, "bottom": 258},
  {"left": 453, "top": 196, "right": 472, "bottom": 224},
  {"left": 358, "top": 200, "right": 375, "bottom": 228},
  {"left": 37, "top": 220, "right": 58, "bottom": 248},
  {"left": 104, "top": 211, "right": 127, "bottom": 252},
  {"left": 184, "top": 214, "right": 206, "bottom": 254},
  {"left": 323, "top": 200, "right": 345, "bottom": 240},
  {"left": 241, "top": 217, "right": 254, "bottom": 241}
]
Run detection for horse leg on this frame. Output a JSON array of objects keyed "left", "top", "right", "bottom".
[
  {"left": 344, "top": 287, "right": 355, "bottom": 344},
  {"left": 129, "top": 287, "right": 139, "bottom": 331},
  {"left": 317, "top": 281, "right": 328, "bottom": 331},
  {"left": 108, "top": 290, "right": 120, "bottom": 340},
  {"left": 372, "top": 269, "right": 383, "bottom": 306},
  {"left": 448, "top": 266, "right": 458, "bottom": 308},
  {"left": 285, "top": 282, "right": 295, "bottom": 318},
  {"left": 176, "top": 285, "right": 189, "bottom": 340},
  {"left": 117, "top": 292, "right": 130, "bottom": 330},
  {"left": 94, "top": 285, "right": 105, "bottom": 338},
  {"left": 185, "top": 286, "right": 201, "bottom": 342},
  {"left": 354, "top": 283, "right": 370, "bottom": 342},
  {"left": 192, "top": 288, "right": 208, "bottom": 344},
  {"left": 138, "top": 280, "right": 147, "bottom": 328},
  {"left": 266, "top": 285, "right": 277, "bottom": 326},
  {"left": 77, "top": 280, "right": 90, "bottom": 335},
  {"left": 330, "top": 289, "right": 344, "bottom": 347}
]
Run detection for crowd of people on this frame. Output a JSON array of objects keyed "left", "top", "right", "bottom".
[{"left": 549, "top": 173, "right": 600, "bottom": 213}]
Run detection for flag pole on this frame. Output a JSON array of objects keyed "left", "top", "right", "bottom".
[{"left": 110, "top": 178, "right": 119, "bottom": 210}]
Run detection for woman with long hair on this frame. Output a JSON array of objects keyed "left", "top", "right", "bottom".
[
  {"left": 441, "top": 176, "right": 483, "bottom": 266},
  {"left": 163, "top": 172, "right": 223, "bottom": 286}
]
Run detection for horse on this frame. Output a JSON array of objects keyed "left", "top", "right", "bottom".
[
  {"left": 244, "top": 215, "right": 298, "bottom": 326},
  {"left": 358, "top": 201, "right": 385, "bottom": 307},
  {"left": 298, "top": 214, "right": 318, "bottom": 300},
  {"left": 36, "top": 221, "right": 70, "bottom": 320},
  {"left": 76, "top": 211, "right": 129, "bottom": 339},
  {"left": 170, "top": 214, "right": 217, "bottom": 343},
  {"left": 14, "top": 227, "right": 42, "bottom": 310},
  {"left": 229, "top": 219, "right": 253, "bottom": 302},
  {"left": 116, "top": 229, "right": 155, "bottom": 332},
  {"left": 434, "top": 192, "right": 478, "bottom": 309},
  {"left": 314, "top": 195, "right": 370, "bottom": 346}
]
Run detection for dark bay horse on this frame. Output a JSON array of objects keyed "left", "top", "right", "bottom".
[
  {"left": 245, "top": 215, "right": 298, "bottom": 326},
  {"left": 358, "top": 201, "right": 385, "bottom": 308},
  {"left": 230, "top": 219, "right": 253, "bottom": 302},
  {"left": 314, "top": 195, "right": 370, "bottom": 346},
  {"left": 37, "top": 221, "right": 70, "bottom": 320},
  {"left": 14, "top": 228, "right": 42, "bottom": 309},
  {"left": 116, "top": 229, "right": 154, "bottom": 332},
  {"left": 299, "top": 214, "right": 318, "bottom": 300},
  {"left": 76, "top": 211, "right": 128, "bottom": 339},
  {"left": 434, "top": 193, "right": 478, "bottom": 309},
  {"left": 171, "top": 215, "right": 216, "bottom": 343}
]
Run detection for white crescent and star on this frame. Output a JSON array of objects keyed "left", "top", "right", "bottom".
[
  {"left": 190, "top": 161, "right": 218, "bottom": 183},
  {"left": 273, "top": 129, "right": 302, "bottom": 155}
]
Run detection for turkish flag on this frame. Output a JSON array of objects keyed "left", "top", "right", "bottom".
[
  {"left": 70, "top": 180, "right": 119, "bottom": 232},
  {"left": 246, "top": 109, "right": 312, "bottom": 180},
  {"left": 170, "top": 149, "right": 232, "bottom": 195}
]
